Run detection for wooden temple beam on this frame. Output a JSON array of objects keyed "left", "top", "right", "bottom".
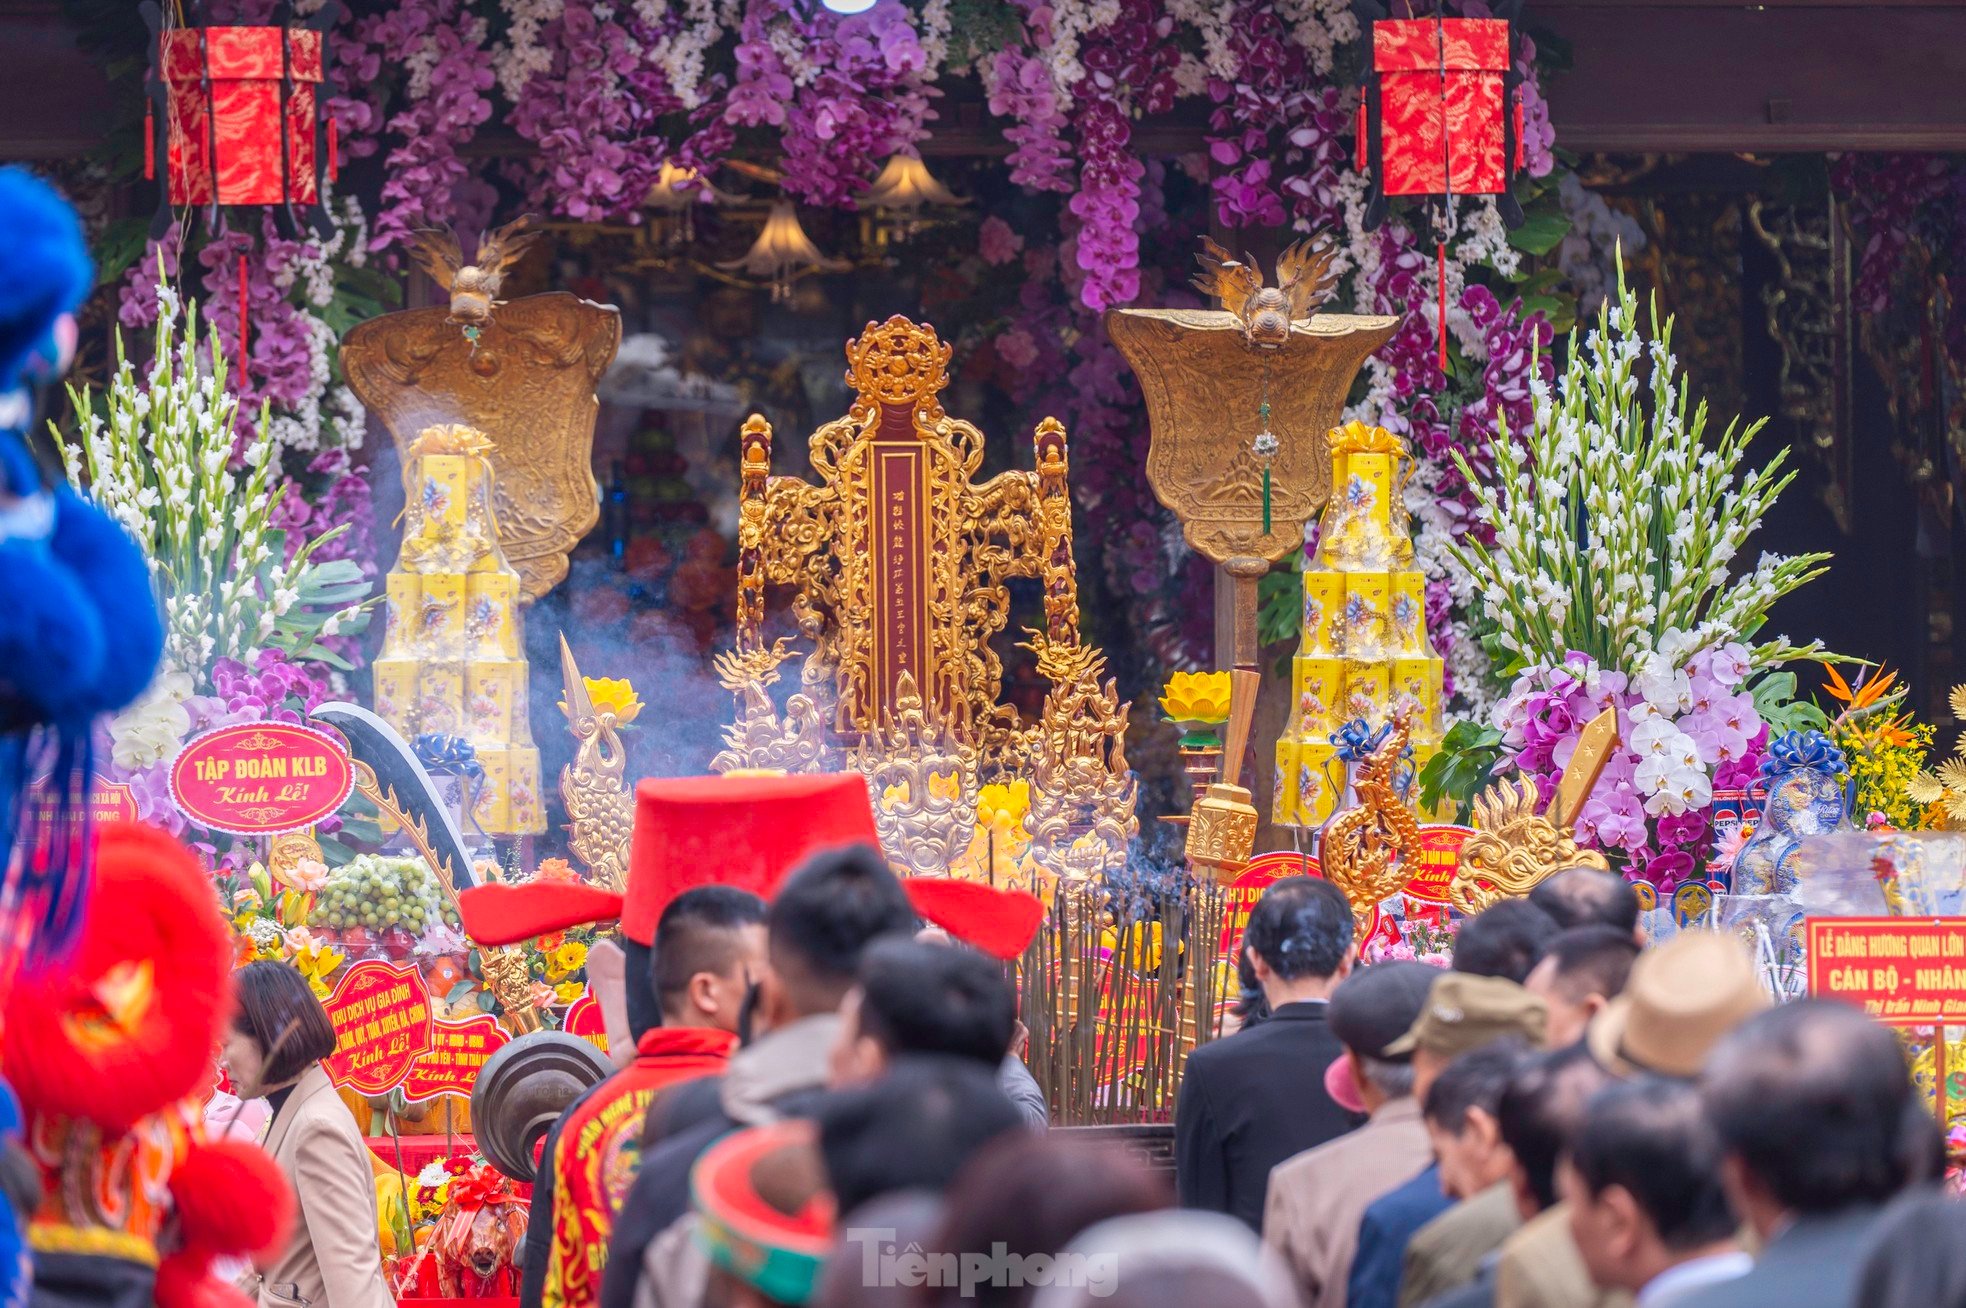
[
  {"left": 5, "top": 5, "right": 1966, "bottom": 162},
  {"left": 1537, "top": 2, "right": 1966, "bottom": 153}
]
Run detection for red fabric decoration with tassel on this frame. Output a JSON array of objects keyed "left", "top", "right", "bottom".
[
  {"left": 237, "top": 255, "right": 250, "bottom": 361},
  {"left": 1437, "top": 240, "right": 1449, "bottom": 373},
  {"left": 1370, "top": 18, "right": 1511, "bottom": 198}
]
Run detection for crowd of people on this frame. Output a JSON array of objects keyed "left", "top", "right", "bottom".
[
  {"left": 433, "top": 851, "right": 1965, "bottom": 1308},
  {"left": 133, "top": 836, "right": 1966, "bottom": 1308},
  {"left": 551, "top": 854, "right": 1959, "bottom": 1308},
  {"left": 3, "top": 163, "right": 1964, "bottom": 1308}
]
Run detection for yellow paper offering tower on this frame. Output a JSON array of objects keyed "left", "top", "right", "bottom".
[
  {"left": 373, "top": 424, "right": 545, "bottom": 836},
  {"left": 1276, "top": 422, "right": 1443, "bottom": 829}
]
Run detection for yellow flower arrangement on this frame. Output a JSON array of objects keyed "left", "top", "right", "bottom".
[
  {"left": 976, "top": 780, "right": 1031, "bottom": 830},
  {"left": 554, "top": 980, "right": 585, "bottom": 1005},
  {"left": 546, "top": 940, "right": 588, "bottom": 981},
  {"left": 1160, "top": 671, "right": 1233, "bottom": 726},
  {"left": 1908, "top": 683, "right": 1966, "bottom": 827},
  {"left": 559, "top": 676, "right": 644, "bottom": 725},
  {"left": 293, "top": 940, "right": 346, "bottom": 998},
  {"left": 1100, "top": 919, "right": 1164, "bottom": 972}
]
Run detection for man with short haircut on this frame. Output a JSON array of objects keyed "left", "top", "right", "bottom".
[
  {"left": 1451, "top": 900, "right": 1559, "bottom": 985},
  {"left": 828, "top": 938, "right": 1018, "bottom": 1085},
  {"left": 1266, "top": 961, "right": 1439, "bottom": 1308},
  {"left": 1386, "top": 1042, "right": 1530, "bottom": 1308},
  {"left": 1672, "top": 1000, "right": 1932, "bottom": 1308},
  {"left": 1484, "top": 1044, "right": 1623, "bottom": 1308},
  {"left": 1561, "top": 1079, "right": 1747, "bottom": 1307},
  {"left": 815, "top": 1057, "right": 1028, "bottom": 1217},
  {"left": 1411, "top": 1044, "right": 1618, "bottom": 1308},
  {"left": 1523, "top": 926, "right": 1638, "bottom": 1048},
  {"left": 523, "top": 886, "right": 767, "bottom": 1308},
  {"left": 1175, "top": 877, "right": 1358, "bottom": 1231},
  {"left": 1527, "top": 868, "right": 1640, "bottom": 939},
  {"left": 1350, "top": 974, "right": 1545, "bottom": 1308},
  {"left": 604, "top": 845, "right": 917, "bottom": 1308},
  {"left": 1430, "top": 1040, "right": 1530, "bottom": 1195}
]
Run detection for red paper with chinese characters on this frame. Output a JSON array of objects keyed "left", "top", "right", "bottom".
[
  {"left": 1373, "top": 18, "right": 1509, "bottom": 197},
  {"left": 161, "top": 26, "right": 322, "bottom": 207}
]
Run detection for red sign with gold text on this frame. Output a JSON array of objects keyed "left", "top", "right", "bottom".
[
  {"left": 1218, "top": 851, "right": 1320, "bottom": 958},
  {"left": 401, "top": 1013, "right": 509, "bottom": 1103},
  {"left": 1807, "top": 917, "right": 1966, "bottom": 1026},
  {"left": 564, "top": 989, "right": 608, "bottom": 1054},
  {"left": 1403, "top": 825, "right": 1476, "bottom": 905},
  {"left": 871, "top": 420, "right": 931, "bottom": 716},
  {"left": 29, "top": 778, "right": 138, "bottom": 828},
  {"left": 169, "top": 722, "right": 353, "bottom": 835},
  {"left": 323, "top": 961, "right": 434, "bottom": 1095},
  {"left": 1214, "top": 826, "right": 1477, "bottom": 977}
]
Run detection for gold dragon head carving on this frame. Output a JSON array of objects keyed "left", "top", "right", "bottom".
[{"left": 1449, "top": 778, "right": 1609, "bottom": 916}]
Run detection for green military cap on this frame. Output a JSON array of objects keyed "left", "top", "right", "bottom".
[{"left": 1384, "top": 971, "right": 1547, "bottom": 1058}]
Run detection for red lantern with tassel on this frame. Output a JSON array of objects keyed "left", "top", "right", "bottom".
[
  {"left": 140, "top": 1, "right": 343, "bottom": 237},
  {"left": 1354, "top": 3, "right": 1526, "bottom": 368}
]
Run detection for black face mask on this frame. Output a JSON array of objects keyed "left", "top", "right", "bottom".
[
  {"left": 737, "top": 978, "right": 761, "bottom": 1046},
  {"left": 621, "top": 939, "right": 663, "bottom": 1040}
]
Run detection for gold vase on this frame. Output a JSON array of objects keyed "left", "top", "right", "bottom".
[
  {"left": 1184, "top": 670, "right": 1262, "bottom": 881},
  {"left": 1186, "top": 782, "right": 1260, "bottom": 882}
]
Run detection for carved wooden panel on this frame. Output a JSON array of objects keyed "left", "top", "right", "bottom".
[{"left": 342, "top": 292, "right": 621, "bottom": 600}]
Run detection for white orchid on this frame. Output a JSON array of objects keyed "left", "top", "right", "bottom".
[
  {"left": 1445, "top": 261, "right": 1828, "bottom": 682},
  {"left": 58, "top": 264, "right": 373, "bottom": 689}
]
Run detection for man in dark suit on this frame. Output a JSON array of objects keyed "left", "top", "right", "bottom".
[
  {"left": 1673, "top": 999, "right": 1937, "bottom": 1308},
  {"left": 1175, "top": 876, "right": 1357, "bottom": 1231}
]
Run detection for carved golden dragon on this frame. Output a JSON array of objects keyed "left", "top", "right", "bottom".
[
  {"left": 556, "top": 637, "right": 633, "bottom": 894},
  {"left": 1321, "top": 710, "right": 1422, "bottom": 930}
]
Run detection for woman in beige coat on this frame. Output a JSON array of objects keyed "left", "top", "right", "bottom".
[{"left": 222, "top": 961, "right": 394, "bottom": 1308}]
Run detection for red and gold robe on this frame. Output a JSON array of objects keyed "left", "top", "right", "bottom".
[{"left": 541, "top": 1028, "right": 736, "bottom": 1308}]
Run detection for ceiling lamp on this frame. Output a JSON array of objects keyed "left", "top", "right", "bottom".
[
  {"left": 644, "top": 160, "right": 729, "bottom": 249},
  {"left": 821, "top": 0, "right": 877, "bottom": 12},
  {"left": 859, "top": 154, "right": 966, "bottom": 245},
  {"left": 718, "top": 200, "right": 848, "bottom": 303}
]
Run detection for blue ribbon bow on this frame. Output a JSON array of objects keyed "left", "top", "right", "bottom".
[
  {"left": 1759, "top": 729, "right": 1846, "bottom": 782},
  {"left": 414, "top": 733, "right": 484, "bottom": 781},
  {"left": 1330, "top": 717, "right": 1392, "bottom": 762}
]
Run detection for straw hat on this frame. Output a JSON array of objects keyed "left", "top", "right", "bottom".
[{"left": 1585, "top": 929, "right": 1769, "bottom": 1078}]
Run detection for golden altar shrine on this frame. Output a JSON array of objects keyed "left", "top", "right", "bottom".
[{"left": 709, "top": 316, "right": 1136, "bottom": 883}]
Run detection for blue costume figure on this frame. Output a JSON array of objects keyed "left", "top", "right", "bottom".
[
  {"left": 0, "top": 166, "right": 163, "bottom": 969},
  {"left": 0, "top": 166, "right": 167, "bottom": 1308}
]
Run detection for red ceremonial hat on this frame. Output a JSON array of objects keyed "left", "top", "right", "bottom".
[
  {"left": 459, "top": 771, "right": 879, "bottom": 948},
  {"left": 622, "top": 773, "right": 879, "bottom": 945},
  {"left": 902, "top": 877, "right": 1045, "bottom": 961}
]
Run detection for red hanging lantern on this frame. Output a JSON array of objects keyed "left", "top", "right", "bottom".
[
  {"left": 1355, "top": 5, "right": 1527, "bottom": 367},
  {"left": 140, "top": 2, "right": 343, "bottom": 237}
]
